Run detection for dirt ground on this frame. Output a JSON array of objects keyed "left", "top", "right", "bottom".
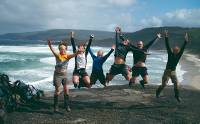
[{"left": 4, "top": 84, "right": 200, "bottom": 124}]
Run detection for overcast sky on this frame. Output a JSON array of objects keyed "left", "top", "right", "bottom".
[{"left": 0, "top": 0, "right": 199, "bottom": 34}]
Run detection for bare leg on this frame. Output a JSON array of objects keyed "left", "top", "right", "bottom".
[
  {"left": 83, "top": 75, "right": 91, "bottom": 88},
  {"left": 140, "top": 75, "right": 149, "bottom": 88},
  {"left": 129, "top": 76, "right": 138, "bottom": 87},
  {"left": 105, "top": 73, "right": 115, "bottom": 86},
  {"left": 124, "top": 71, "right": 131, "bottom": 81},
  {"left": 63, "top": 84, "right": 69, "bottom": 95},
  {"left": 72, "top": 75, "right": 79, "bottom": 88}
]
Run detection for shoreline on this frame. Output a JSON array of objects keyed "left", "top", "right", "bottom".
[{"left": 181, "top": 52, "right": 200, "bottom": 90}]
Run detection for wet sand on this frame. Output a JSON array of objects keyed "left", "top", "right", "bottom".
[{"left": 182, "top": 53, "right": 200, "bottom": 90}]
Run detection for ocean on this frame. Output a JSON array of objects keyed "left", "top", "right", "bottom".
[{"left": 0, "top": 45, "right": 186, "bottom": 91}]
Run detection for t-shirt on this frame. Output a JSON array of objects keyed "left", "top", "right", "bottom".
[
  {"left": 76, "top": 53, "right": 86, "bottom": 69},
  {"left": 55, "top": 53, "right": 69, "bottom": 70}
]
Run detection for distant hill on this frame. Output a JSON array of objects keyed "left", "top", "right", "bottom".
[
  {"left": 0, "top": 29, "right": 114, "bottom": 44},
  {"left": 101, "top": 27, "right": 200, "bottom": 57},
  {"left": 0, "top": 27, "right": 199, "bottom": 57}
]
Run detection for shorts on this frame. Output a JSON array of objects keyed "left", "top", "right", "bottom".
[
  {"left": 53, "top": 71, "right": 68, "bottom": 87},
  {"left": 132, "top": 66, "right": 148, "bottom": 77},
  {"left": 109, "top": 64, "right": 130, "bottom": 76},
  {"left": 90, "top": 70, "right": 106, "bottom": 85},
  {"left": 162, "top": 69, "right": 178, "bottom": 85},
  {"left": 73, "top": 68, "right": 88, "bottom": 77}
]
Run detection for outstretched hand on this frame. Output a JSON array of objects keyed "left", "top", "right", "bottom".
[
  {"left": 90, "top": 34, "right": 94, "bottom": 39},
  {"left": 115, "top": 27, "right": 121, "bottom": 34},
  {"left": 70, "top": 31, "right": 74, "bottom": 38},
  {"left": 185, "top": 32, "right": 189, "bottom": 43},
  {"left": 157, "top": 33, "right": 162, "bottom": 39},
  {"left": 47, "top": 39, "right": 52, "bottom": 46}
]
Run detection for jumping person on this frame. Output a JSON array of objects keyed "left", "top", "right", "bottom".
[
  {"left": 70, "top": 32, "right": 93, "bottom": 88},
  {"left": 48, "top": 39, "right": 79, "bottom": 112},
  {"left": 89, "top": 44, "right": 115, "bottom": 87},
  {"left": 121, "top": 32, "right": 162, "bottom": 88},
  {"left": 156, "top": 30, "right": 189, "bottom": 102},
  {"left": 106, "top": 27, "right": 139, "bottom": 86}
]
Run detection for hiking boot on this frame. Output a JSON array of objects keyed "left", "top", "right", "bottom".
[
  {"left": 156, "top": 90, "right": 159, "bottom": 98},
  {"left": 156, "top": 88, "right": 161, "bottom": 98},
  {"left": 74, "top": 83, "right": 78, "bottom": 88},
  {"left": 54, "top": 95, "right": 59, "bottom": 112},
  {"left": 129, "top": 81, "right": 133, "bottom": 87},
  {"left": 54, "top": 105, "right": 59, "bottom": 112},
  {"left": 175, "top": 96, "right": 181, "bottom": 103},
  {"left": 174, "top": 89, "right": 181, "bottom": 102},
  {"left": 139, "top": 80, "right": 145, "bottom": 88},
  {"left": 64, "top": 94, "right": 71, "bottom": 112},
  {"left": 66, "top": 105, "right": 71, "bottom": 112}
]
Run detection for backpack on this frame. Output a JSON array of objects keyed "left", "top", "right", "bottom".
[{"left": 13, "top": 80, "right": 43, "bottom": 102}]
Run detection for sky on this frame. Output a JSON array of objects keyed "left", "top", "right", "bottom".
[{"left": 0, "top": 0, "right": 199, "bottom": 34}]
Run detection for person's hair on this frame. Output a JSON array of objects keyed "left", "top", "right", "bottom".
[
  {"left": 58, "top": 41, "right": 67, "bottom": 49},
  {"left": 78, "top": 43, "right": 85, "bottom": 48}
]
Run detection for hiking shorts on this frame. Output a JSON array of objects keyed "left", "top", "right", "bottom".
[
  {"left": 162, "top": 69, "right": 178, "bottom": 85},
  {"left": 73, "top": 68, "right": 88, "bottom": 77},
  {"left": 132, "top": 66, "right": 148, "bottom": 77},
  {"left": 90, "top": 70, "right": 106, "bottom": 85},
  {"left": 53, "top": 71, "right": 68, "bottom": 87},
  {"left": 109, "top": 64, "right": 130, "bottom": 76}
]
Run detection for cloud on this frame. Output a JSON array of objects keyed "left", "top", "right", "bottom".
[
  {"left": 140, "top": 9, "right": 200, "bottom": 28},
  {"left": 0, "top": 0, "right": 137, "bottom": 34},
  {"left": 108, "top": 0, "right": 137, "bottom": 6},
  {"left": 141, "top": 16, "right": 162, "bottom": 27}
]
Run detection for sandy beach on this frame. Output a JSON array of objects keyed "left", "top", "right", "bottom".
[
  {"left": 2, "top": 51, "right": 200, "bottom": 124},
  {"left": 181, "top": 53, "right": 200, "bottom": 90}
]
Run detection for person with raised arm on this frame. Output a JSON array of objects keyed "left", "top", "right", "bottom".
[
  {"left": 47, "top": 39, "right": 79, "bottom": 112},
  {"left": 70, "top": 31, "right": 93, "bottom": 88},
  {"left": 156, "top": 30, "right": 189, "bottom": 102},
  {"left": 89, "top": 43, "right": 115, "bottom": 87},
  {"left": 121, "top": 32, "right": 162, "bottom": 88},
  {"left": 105, "top": 27, "right": 138, "bottom": 86}
]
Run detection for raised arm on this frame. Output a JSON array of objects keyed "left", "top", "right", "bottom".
[
  {"left": 47, "top": 39, "right": 58, "bottom": 58},
  {"left": 70, "top": 32, "right": 76, "bottom": 53},
  {"left": 145, "top": 33, "right": 161, "bottom": 49},
  {"left": 85, "top": 34, "right": 94, "bottom": 56},
  {"left": 115, "top": 27, "right": 121, "bottom": 48},
  {"left": 164, "top": 30, "right": 172, "bottom": 54},
  {"left": 119, "top": 34, "right": 125, "bottom": 41},
  {"left": 178, "top": 33, "right": 189, "bottom": 57},
  {"left": 102, "top": 45, "right": 115, "bottom": 62},
  {"left": 89, "top": 48, "right": 96, "bottom": 59}
]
